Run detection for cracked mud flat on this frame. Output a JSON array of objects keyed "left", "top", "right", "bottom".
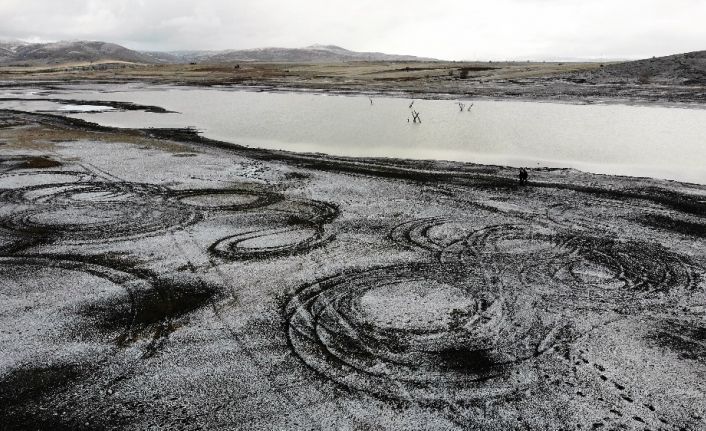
[{"left": 0, "top": 109, "right": 704, "bottom": 430}]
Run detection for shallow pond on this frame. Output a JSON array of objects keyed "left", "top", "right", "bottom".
[{"left": 3, "top": 84, "right": 706, "bottom": 184}]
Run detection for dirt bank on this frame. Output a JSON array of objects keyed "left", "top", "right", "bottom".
[{"left": 0, "top": 109, "right": 704, "bottom": 430}]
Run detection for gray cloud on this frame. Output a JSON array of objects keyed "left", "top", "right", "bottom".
[{"left": 1, "top": 0, "right": 704, "bottom": 60}]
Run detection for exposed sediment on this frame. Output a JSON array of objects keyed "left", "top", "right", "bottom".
[{"left": 0, "top": 108, "right": 704, "bottom": 430}]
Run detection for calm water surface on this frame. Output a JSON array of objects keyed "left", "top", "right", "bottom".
[{"left": 3, "top": 84, "right": 706, "bottom": 184}]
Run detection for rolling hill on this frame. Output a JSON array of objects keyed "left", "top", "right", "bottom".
[
  {"left": 571, "top": 50, "right": 706, "bottom": 85},
  {"left": 0, "top": 40, "right": 435, "bottom": 66},
  {"left": 199, "top": 44, "right": 436, "bottom": 63},
  {"left": 0, "top": 40, "right": 160, "bottom": 65}
]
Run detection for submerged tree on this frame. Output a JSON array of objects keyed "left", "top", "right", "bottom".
[{"left": 457, "top": 102, "right": 474, "bottom": 112}]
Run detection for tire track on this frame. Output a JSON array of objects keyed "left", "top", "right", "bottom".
[
  {"left": 208, "top": 197, "right": 338, "bottom": 261},
  {"left": 390, "top": 218, "right": 701, "bottom": 309},
  {"left": 168, "top": 231, "right": 323, "bottom": 429},
  {"left": 520, "top": 236, "right": 701, "bottom": 311},
  {"left": 0, "top": 181, "right": 202, "bottom": 244},
  {"left": 285, "top": 262, "right": 568, "bottom": 404},
  {"left": 175, "top": 187, "right": 283, "bottom": 211}
]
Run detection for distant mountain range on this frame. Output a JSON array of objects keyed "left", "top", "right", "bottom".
[
  {"left": 1, "top": 40, "right": 704, "bottom": 85},
  {"left": 0, "top": 40, "right": 436, "bottom": 65},
  {"left": 0, "top": 40, "right": 157, "bottom": 65}
]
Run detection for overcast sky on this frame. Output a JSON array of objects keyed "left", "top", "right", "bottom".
[{"left": 1, "top": 0, "right": 704, "bottom": 60}]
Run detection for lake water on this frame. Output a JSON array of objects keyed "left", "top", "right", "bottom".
[{"left": 2, "top": 84, "right": 706, "bottom": 184}]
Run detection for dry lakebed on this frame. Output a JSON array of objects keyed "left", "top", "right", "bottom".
[{"left": 0, "top": 84, "right": 705, "bottom": 430}]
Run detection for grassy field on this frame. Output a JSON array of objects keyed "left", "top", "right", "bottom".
[
  {"left": 8, "top": 59, "right": 705, "bottom": 104},
  {"left": 0, "top": 60, "right": 602, "bottom": 86}
]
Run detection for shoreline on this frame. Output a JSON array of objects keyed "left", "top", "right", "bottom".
[
  {"left": 5, "top": 107, "right": 706, "bottom": 191},
  {"left": 2, "top": 83, "right": 706, "bottom": 186}
]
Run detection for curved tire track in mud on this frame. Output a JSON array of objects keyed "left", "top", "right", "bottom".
[
  {"left": 0, "top": 256, "right": 147, "bottom": 352},
  {"left": 209, "top": 225, "right": 332, "bottom": 260},
  {"left": 445, "top": 223, "right": 568, "bottom": 265},
  {"left": 0, "top": 181, "right": 202, "bottom": 243},
  {"left": 520, "top": 237, "right": 701, "bottom": 310},
  {"left": 0, "top": 255, "right": 218, "bottom": 429},
  {"left": 391, "top": 218, "right": 700, "bottom": 303},
  {"left": 648, "top": 318, "right": 706, "bottom": 363},
  {"left": 209, "top": 197, "right": 339, "bottom": 260},
  {"left": 174, "top": 188, "right": 283, "bottom": 211},
  {"left": 389, "top": 217, "right": 451, "bottom": 253},
  {"left": 268, "top": 198, "right": 340, "bottom": 225},
  {"left": 378, "top": 217, "right": 704, "bottom": 424},
  {"left": 0, "top": 171, "right": 339, "bottom": 259},
  {"left": 285, "top": 263, "right": 568, "bottom": 403},
  {"left": 544, "top": 193, "right": 694, "bottom": 234},
  {"left": 566, "top": 237, "right": 699, "bottom": 294},
  {"left": 0, "top": 180, "right": 167, "bottom": 204},
  {"left": 0, "top": 255, "right": 217, "bottom": 357},
  {"left": 390, "top": 218, "right": 567, "bottom": 263}
]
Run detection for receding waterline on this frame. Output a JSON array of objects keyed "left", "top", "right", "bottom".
[{"left": 4, "top": 85, "right": 706, "bottom": 184}]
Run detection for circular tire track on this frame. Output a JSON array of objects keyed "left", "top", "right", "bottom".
[
  {"left": 447, "top": 223, "right": 568, "bottom": 265},
  {"left": 267, "top": 198, "right": 339, "bottom": 225},
  {"left": 0, "top": 181, "right": 167, "bottom": 204},
  {"left": 0, "top": 181, "right": 201, "bottom": 243},
  {"left": 209, "top": 197, "right": 338, "bottom": 260},
  {"left": 285, "top": 263, "right": 565, "bottom": 403},
  {"left": 465, "top": 226, "right": 699, "bottom": 298},
  {"left": 209, "top": 224, "right": 332, "bottom": 260},
  {"left": 542, "top": 237, "right": 697, "bottom": 291},
  {"left": 545, "top": 197, "right": 673, "bottom": 234},
  {"left": 175, "top": 188, "right": 283, "bottom": 211},
  {"left": 389, "top": 217, "right": 453, "bottom": 253},
  {"left": 390, "top": 218, "right": 566, "bottom": 264},
  {"left": 390, "top": 218, "right": 700, "bottom": 307},
  {"left": 465, "top": 225, "right": 700, "bottom": 304}
]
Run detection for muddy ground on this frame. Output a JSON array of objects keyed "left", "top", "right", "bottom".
[
  {"left": 2, "top": 61, "right": 706, "bottom": 104},
  {"left": 0, "top": 108, "right": 705, "bottom": 430}
]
